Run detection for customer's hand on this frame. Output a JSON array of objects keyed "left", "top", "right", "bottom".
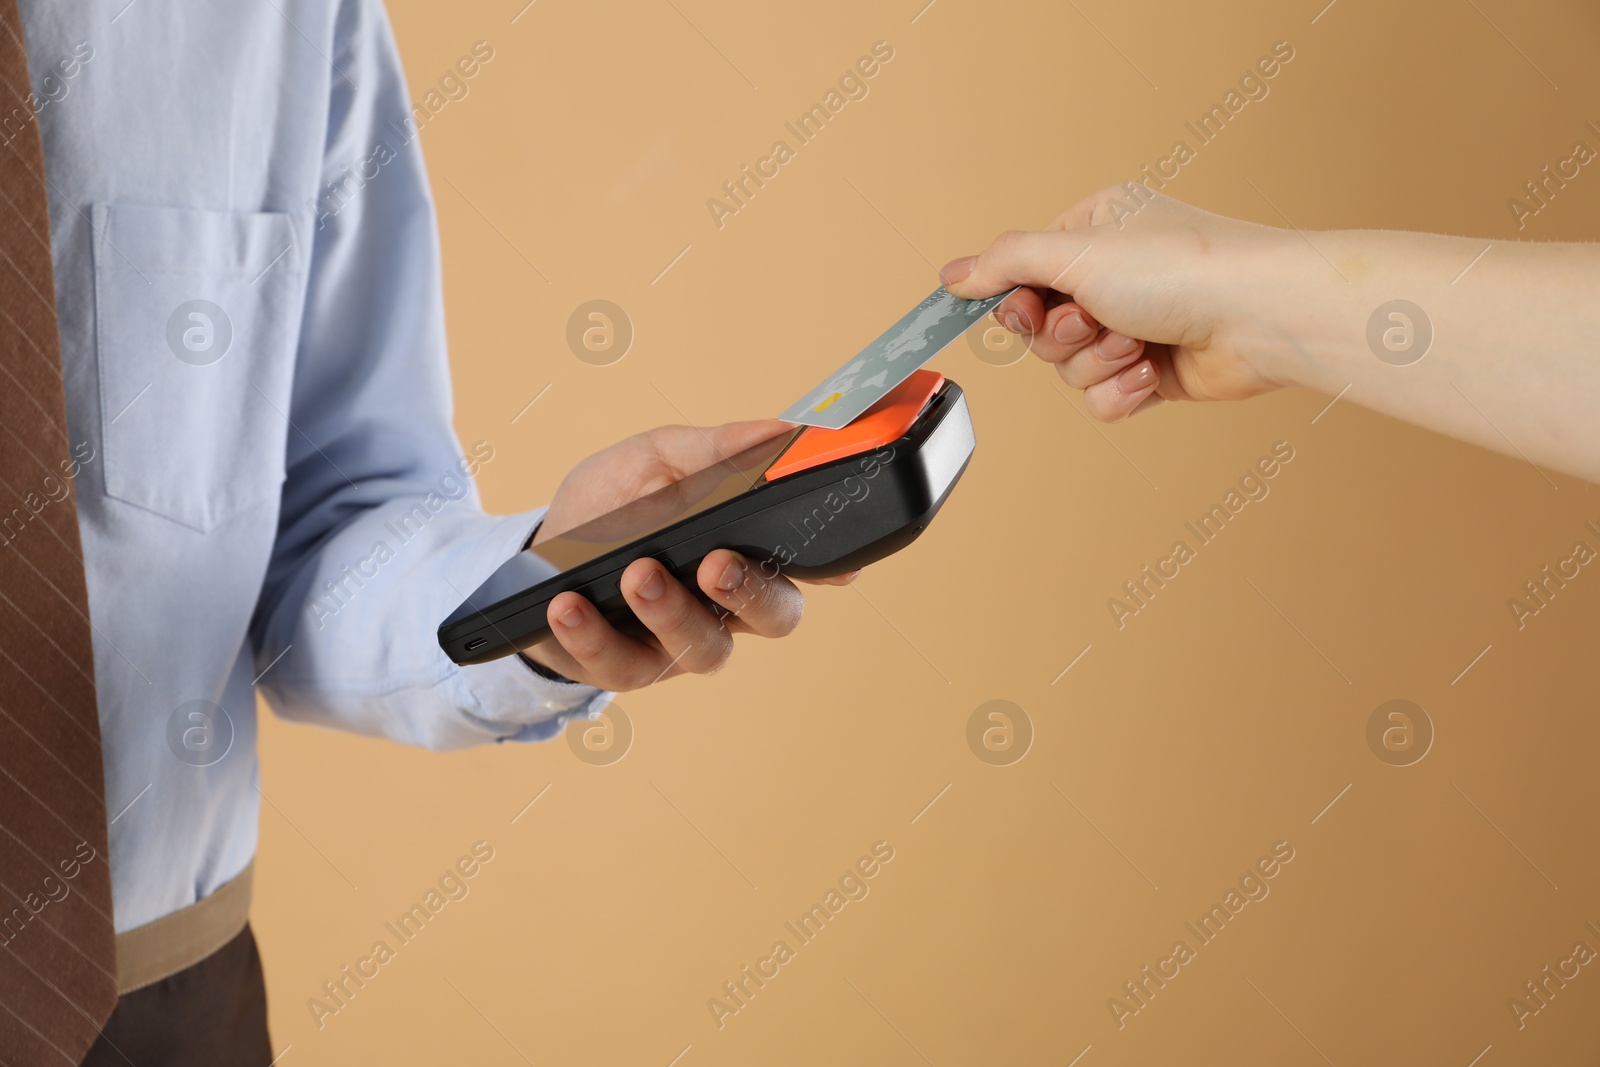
[
  {"left": 524, "top": 420, "right": 855, "bottom": 691},
  {"left": 942, "top": 185, "right": 1285, "bottom": 421}
]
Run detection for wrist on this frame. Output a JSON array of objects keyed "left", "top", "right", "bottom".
[{"left": 1212, "top": 224, "right": 1332, "bottom": 393}]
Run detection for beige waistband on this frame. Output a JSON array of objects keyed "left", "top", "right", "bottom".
[{"left": 115, "top": 862, "right": 253, "bottom": 994}]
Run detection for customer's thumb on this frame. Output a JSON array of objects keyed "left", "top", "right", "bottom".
[{"left": 941, "top": 230, "right": 1093, "bottom": 300}]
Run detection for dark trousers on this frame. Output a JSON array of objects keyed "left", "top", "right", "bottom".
[{"left": 81, "top": 924, "right": 272, "bottom": 1066}]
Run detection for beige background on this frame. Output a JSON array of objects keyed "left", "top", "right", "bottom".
[{"left": 252, "top": 0, "right": 1600, "bottom": 1063}]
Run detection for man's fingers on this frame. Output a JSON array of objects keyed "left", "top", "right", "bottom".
[
  {"left": 520, "top": 631, "right": 586, "bottom": 683},
  {"left": 648, "top": 420, "right": 793, "bottom": 483},
  {"left": 531, "top": 553, "right": 816, "bottom": 688},
  {"left": 941, "top": 229, "right": 1094, "bottom": 301},
  {"left": 621, "top": 558, "right": 735, "bottom": 675},
  {"left": 701, "top": 420, "right": 793, "bottom": 462},
  {"left": 697, "top": 550, "right": 804, "bottom": 639},
  {"left": 542, "top": 591, "right": 674, "bottom": 690}
]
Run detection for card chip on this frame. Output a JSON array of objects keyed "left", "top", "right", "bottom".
[{"left": 812, "top": 392, "right": 844, "bottom": 412}]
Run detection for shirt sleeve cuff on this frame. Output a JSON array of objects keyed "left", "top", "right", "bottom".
[{"left": 452, "top": 508, "right": 614, "bottom": 741}]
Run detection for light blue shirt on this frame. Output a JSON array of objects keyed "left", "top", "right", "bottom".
[{"left": 21, "top": 0, "right": 609, "bottom": 934}]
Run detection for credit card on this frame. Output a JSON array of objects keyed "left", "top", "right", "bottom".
[{"left": 779, "top": 283, "right": 1017, "bottom": 429}]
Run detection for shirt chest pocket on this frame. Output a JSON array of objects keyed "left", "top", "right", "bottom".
[{"left": 93, "top": 203, "right": 303, "bottom": 531}]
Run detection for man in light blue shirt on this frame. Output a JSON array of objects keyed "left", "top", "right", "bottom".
[{"left": 14, "top": 2, "right": 821, "bottom": 1060}]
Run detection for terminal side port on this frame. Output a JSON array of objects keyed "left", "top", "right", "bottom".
[{"left": 464, "top": 637, "right": 489, "bottom": 652}]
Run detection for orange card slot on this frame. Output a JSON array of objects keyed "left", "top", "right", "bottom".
[{"left": 767, "top": 369, "right": 945, "bottom": 481}]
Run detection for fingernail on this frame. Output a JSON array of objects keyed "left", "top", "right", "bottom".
[
  {"left": 1099, "top": 332, "right": 1139, "bottom": 361},
  {"left": 558, "top": 606, "right": 583, "bottom": 628},
  {"left": 1003, "top": 311, "right": 1024, "bottom": 334},
  {"left": 1118, "top": 360, "right": 1157, "bottom": 393},
  {"left": 939, "top": 255, "right": 977, "bottom": 286},
  {"left": 635, "top": 569, "right": 665, "bottom": 601},
  {"left": 717, "top": 559, "right": 746, "bottom": 592},
  {"left": 1053, "top": 311, "right": 1092, "bottom": 345}
]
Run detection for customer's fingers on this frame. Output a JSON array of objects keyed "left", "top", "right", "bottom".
[
  {"left": 990, "top": 297, "right": 1103, "bottom": 364},
  {"left": 1054, "top": 328, "right": 1146, "bottom": 388},
  {"left": 991, "top": 288, "right": 1045, "bottom": 340},
  {"left": 1081, "top": 358, "right": 1161, "bottom": 421},
  {"left": 940, "top": 229, "right": 1094, "bottom": 301},
  {"left": 1036, "top": 302, "right": 1102, "bottom": 362}
]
